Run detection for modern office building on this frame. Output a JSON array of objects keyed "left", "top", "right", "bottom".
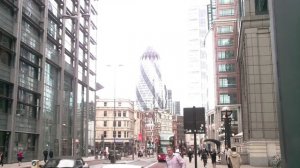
[
  {"left": 136, "top": 47, "right": 166, "bottom": 111},
  {"left": 0, "top": 0, "right": 98, "bottom": 163},
  {"left": 184, "top": 0, "right": 209, "bottom": 109},
  {"left": 238, "top": 0, "right": 280, "bottom": 166},
  {"left": 95, "top": 99, "right": 135, "bottom": 153},
  {"left": 206, "top": 0, "right": 242, "bottom": 147},
  {"left": 173, "top": 101, "right": 180, "bottom": 116}
]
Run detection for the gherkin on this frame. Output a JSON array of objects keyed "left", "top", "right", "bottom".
[{"left": 136, "top": 47, "right": 165, "bottom": 111}]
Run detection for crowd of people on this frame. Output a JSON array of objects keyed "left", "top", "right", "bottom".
[{"left": 166, "top": 145, "right": 242, "bottom": 168}]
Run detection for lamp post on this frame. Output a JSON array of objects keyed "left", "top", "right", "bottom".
[
  {"left": 221, "top": 109, "right": 232, "bottom": 148},
  {"left": 106, "top": 64, "right": 123, "bottom": 163}
]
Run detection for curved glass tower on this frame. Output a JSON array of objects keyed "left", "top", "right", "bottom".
[{"left": 136, "top": 48, "right": 165, "bottom": 111}]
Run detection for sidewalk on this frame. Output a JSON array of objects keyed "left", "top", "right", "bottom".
[
  {"left": 1, "top": 155, "right": 137, "bottom": 168},
  {"left": 184, "top": 156, "right": 269, "bottom": 168}
]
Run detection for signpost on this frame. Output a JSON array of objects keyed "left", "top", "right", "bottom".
[{"left": 183, "top": 106, "right": 205, "bottom": 168}]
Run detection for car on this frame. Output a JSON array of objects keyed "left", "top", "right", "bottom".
[
  {"left": 108, "top": 150, "right": 122, "bottom": 160},
  {"left": 157, "top": 153, "right": 167, "bottom": 162},
  {"left": 44, "top": 157, "right": 89, "bottom": 168}
]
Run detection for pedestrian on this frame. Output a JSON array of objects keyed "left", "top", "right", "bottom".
[
  {"left": 210, "top": 149, "right": 217, "bottom": 168},
  {"left": 49, "top": 150, "right": 53, "bottom": 159},
  {"left": 0, "top": 151, "right": 4, "bottom": 167},
  {"left": 229, "top": 147, "right": 242, "bottom": 168},
  {"left": 187, "top": 148, "right": 193, "bottom": 163},
  {"left": 43, "top": 150, "right": 48, "bottom": 163},
  {"left": 225, "top": 145, "right": 232, "bottom": 168},
  {"left": 201, "top": 149, "right": 208, "bottom": 168},
  {"left": 17, "top": 150, "right": 23, "bottom": 166},
  {"left": 166, "top": 146, "right": 186, "bottom": 168}
]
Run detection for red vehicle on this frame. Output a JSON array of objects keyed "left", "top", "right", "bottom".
[{"left": 157, "top": 153, "right": 167, "bottom": 162}]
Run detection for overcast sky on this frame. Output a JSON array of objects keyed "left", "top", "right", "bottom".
[{"left": 96, "top": 0, "right": 208, "bottom": 102}]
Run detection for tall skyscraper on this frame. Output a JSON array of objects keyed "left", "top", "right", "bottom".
[
  {"left": 0, "top": 0, "right": 98, "bottom": 163},
  {"left": 136, "top": 47, "right": 165, "bottom": 111},
  {"left": 184, "top": 0, "right": 209, "bottom": 109}
]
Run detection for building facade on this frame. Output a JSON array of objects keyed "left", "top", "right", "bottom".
[
  {"left": 237, "top": 0, "right": 280, "bottom": 166},
  {"left": 0, "top": 0, "right": 98, "bottom": 163},
  {"left": 206, "top": 0, "right": 242, "bottom": 149},
  {"left": 95, "top": 99, "right": 135, "bottom": 153}
]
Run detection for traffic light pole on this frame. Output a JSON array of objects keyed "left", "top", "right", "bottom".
[{"left": 193, "top": 107, "right": 197, "bottom": 168}]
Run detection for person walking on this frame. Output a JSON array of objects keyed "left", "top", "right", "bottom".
[
  {"left": 210, "top": 149, "right": 217, "bottom": 168},
  {"left": 0, "top": 151, "right": 4, "bottom": 167},
  {"left": 49, "top": 150, "right": 53, "bottom": 159},
  {"left": 229, "top": 147, "right": 242, "bottom": 168},
  {"left": 166, "top": 146, "right": 186, "bottom": 168},
  {"left": 201, "top": 149, "right": 208, "bottom": 168},
  {"left": 187, "top": 148, "right": 193, "bottom": 163},
  {"left": 17, "top": 150, "right": 23, "bottom": 166},
  {"left": 225, "top": 145, "right": 232, "bottom": 168},
  {"left": 43, "top": 150, "right": 48, "bottom": 163}
]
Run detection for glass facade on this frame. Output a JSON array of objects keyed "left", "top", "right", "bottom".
[{"left": 0, "top": 0, "right": 98, "bottom": 163}]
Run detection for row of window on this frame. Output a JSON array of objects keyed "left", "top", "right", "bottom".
[
  {"left": 102, "top": 131, "right": 130, "bottom": 138},
  {"left": 102, "top": 120, "right": 131, "bottom": 127},
  {"left": 103, "top": 111, "right": 128, "bottom": 117}
]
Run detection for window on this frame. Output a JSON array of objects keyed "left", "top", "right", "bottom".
[
  {"left": 219, "top": 93, "right": 237, "bottom": 104},
  {"left": 123, "top": 111, "right": 126, "bottom": 117},
  {"left": 219, "top": 0, "right": 234, "bottom": 4},
  {"left": 103, "top": 131, "right": 107, "bottom": 138},
  {"left": 255, "top": 0, "right": 268, "bottom": 15},
  {"left": 118, "top": 111, "right": 121, "bottom": 117},
  {"left": 124, "top": 132, "right": 126, "bottom": 138},
  {"left": 118, "top": 131, "right": 121, "bottom": 138},
  {"left": 218, "top": 38, "right": 233, "bottom": 46},
  {"left": 219, "top": 9, "right": 234, "bottom": 16},
  {"left": 219, "top": 77, "right": 237, "bottom": 88},
  {"left": 104, "top": 102, "right": 107, "bottom": 106},
  {"left": 217, "top": 25, "right": 233, "bottom": 34},
  {"left": 231, "top": 110, "right": 238, "bottom": 121},
  {"left": 218, "top": 64, "right": 235, "bottom": 72},
  {"left": 104, "top": 121, "right": 107, "bottom": 127},
  {"left": 118, "top": 121, "right": 121, "bottom": 127},
  {"left": 104, "top": 111, "right": 107, "bottom": 116},
  {"left": 118, "top": 102, "right": 121, "bottom": 106},
  {"left": 211, "top": 114, "right": 215, "bottom": 124},
  {"left": 0, "top": 32, "right": 13, "bottom": 49},
  {"left": 218, "top": 50, "right": 234, "bottom": 59}
]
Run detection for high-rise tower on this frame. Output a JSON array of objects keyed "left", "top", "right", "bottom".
[{"left": 136, "top": 47, "right": 165, "bottom": 111}]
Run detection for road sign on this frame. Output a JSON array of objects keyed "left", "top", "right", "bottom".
[{"left": 183, "top": 107, "right": 205, "bottom": 134}]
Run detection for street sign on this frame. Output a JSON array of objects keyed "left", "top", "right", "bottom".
[{"left": 183, "top": 107, "right": 206, "bottom": 134}]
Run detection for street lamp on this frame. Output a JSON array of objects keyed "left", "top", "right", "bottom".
[
  {"left": 221, "top": 108, "right": 232, "bottom": 148},
  {"left": 106, "top": 64, "right": 123, "bottom": 163}
]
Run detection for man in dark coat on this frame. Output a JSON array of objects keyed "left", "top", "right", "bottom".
[
  {"left": 43, "top": 150, "right": 48, "bottom": 163},
  {"left": 49, "top": 150, "right": 53, "bottom": 159}
]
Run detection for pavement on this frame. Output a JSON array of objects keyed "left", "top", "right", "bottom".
[
  {"left": 0, "top": 155, "right": 137, "bottom": 168},
  {"left": 1, "top": 155, "right": 270, "bottom": 168},
  {"left": 184, "top": 156, "right": 269, "bottom": 168}
]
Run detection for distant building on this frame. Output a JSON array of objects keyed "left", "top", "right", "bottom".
[
  {"left": 96, "top": 99, "right": 135, "bottom": 153},
  {"left": 136, "top": 47, "right": 166, "bottom": 111},
  {"left": 173, "top": 101, "right": 181, "bottom": 115}
]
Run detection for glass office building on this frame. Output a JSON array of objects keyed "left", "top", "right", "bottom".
[{"left": 0, "top": 0, "right": 98, "bottom": 163}]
